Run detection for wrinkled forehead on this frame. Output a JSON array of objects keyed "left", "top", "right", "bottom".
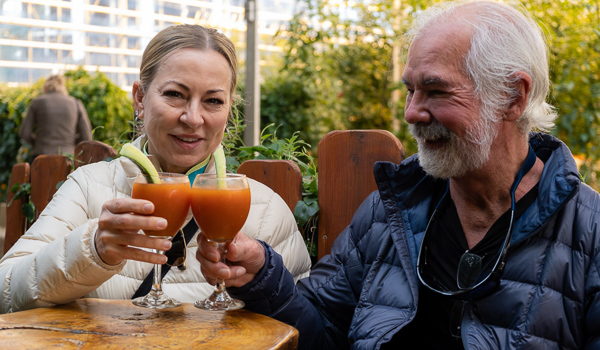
[{"left": 403, "top": 20, "right": 474, "bottom": 82}]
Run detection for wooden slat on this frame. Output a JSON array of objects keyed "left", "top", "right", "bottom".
[
  {"left": 237, "top": 159, "right": 303, "bottom": 213},
  {"left": 4, "top": 163, "right": 30, "bottom": 254},
  {"left": 29, "top": 155, "right": 71, "bottom": 221},
  {"left": 317, "top": 130, "right": 404, "bottom": 260},
  {"left": 74, "top": 140, "right": 118, "bottom": 170}
]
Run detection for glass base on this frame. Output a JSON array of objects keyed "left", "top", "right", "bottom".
[
  {"left": 132, "top": 290, "right": 181, "bottom": 309},
  {"left": 194, "top": 292, "right": 244, "bottom": 311}
]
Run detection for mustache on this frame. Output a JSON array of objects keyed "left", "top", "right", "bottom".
[{"left": 409, "top": 122, "right": 454, "bottom": 140}]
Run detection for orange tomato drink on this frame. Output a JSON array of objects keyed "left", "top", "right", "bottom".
[
  {"left": 131, "top": 173, "right": 190, "bottom": 238},
  {"left": 191, "top": 176, "right": 251, "bottom": 242}
]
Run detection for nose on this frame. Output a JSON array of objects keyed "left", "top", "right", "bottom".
[
  {"left": 404, "top": 91, "right": 432, "bottom": 125},
  {"left": 180, "top": 102, "right": 205, "bottom": 128}
]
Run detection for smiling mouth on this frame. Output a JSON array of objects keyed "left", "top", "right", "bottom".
[
  {"left": 174, "top": 135, "right": 200, "bottom": 143},
  {"left": 424, "top": 136, "right": 444, "bottom": 143},
  {"left": 422, "top": 136, "right": 450, "bottom": 149}
]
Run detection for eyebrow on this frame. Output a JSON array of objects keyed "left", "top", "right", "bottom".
[
  {"left": 401, "top": 76, "right": 452, "bottom": 88},
  {"left": 162, "top": 80, "right": 190, "bottom": 91},
  {"left": 162, "top": 80, "right": 226, "bottom": 94}
]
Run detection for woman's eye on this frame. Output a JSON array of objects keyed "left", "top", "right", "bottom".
[
  {"left": 164, "top": 90, "right": 183, "bottom": 98},
  {"left": 207, "top": 98, "right": 224, "bottom": 105}
]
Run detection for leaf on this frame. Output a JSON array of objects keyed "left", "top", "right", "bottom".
[
  {"left": 294, "top": 200, "right": 320, "bottom": 227},
  {"left": 22, "top": 201, "right": 35, "bottom": 223}
]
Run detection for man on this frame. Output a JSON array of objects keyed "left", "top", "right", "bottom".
[{"left": 197, "top": 1, "right": 600, "bottom": 349}]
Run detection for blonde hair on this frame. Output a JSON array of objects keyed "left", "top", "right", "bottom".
[
  {"left": 139, "top": 24, "right": 238, "bottom": 97},
  {"left": 42, "top": 74, "right": 68, "bottom": 95}
]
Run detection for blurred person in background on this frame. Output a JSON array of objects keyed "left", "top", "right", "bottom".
[{"left": 19, "top": 74, "right": 92, "bottom": 163}]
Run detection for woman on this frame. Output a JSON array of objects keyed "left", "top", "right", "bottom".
[
  {"left": 19, "top": 74, "right": 92, "bottom": 163},
  {"left": 0, "top": 24, "right": 311, "bottom": 313}
]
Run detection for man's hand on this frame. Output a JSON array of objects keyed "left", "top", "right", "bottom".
[
  {"left": 95, "top": 198, "right": 172, "bottom": 266},
  {"left": 196, "top": 232, "right": 265, "bottom": 287}
]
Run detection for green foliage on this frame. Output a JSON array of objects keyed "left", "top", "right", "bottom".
[
  {"left": 0, "top": 83, "right": 42, "bottom": 201},
  {"left": 261, "top": 0, "right": 396, "bottom": 152},
  {"left": 524, "top": 0, "right": 600, "bottom": 188},
  {"left": 0, "top": 68, "right": 132, "bottom": 201}
]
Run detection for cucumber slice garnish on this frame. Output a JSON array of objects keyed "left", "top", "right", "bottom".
[
  {"left": 119, "top": 143, "right": 161, "bottom": 184},
  {"left": 213, "top": 144, "right": 226, "bottom": 188}
]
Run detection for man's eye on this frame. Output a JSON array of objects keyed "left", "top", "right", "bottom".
[{"left": 406, "top": 88, "right": 414, "bottom": 95}]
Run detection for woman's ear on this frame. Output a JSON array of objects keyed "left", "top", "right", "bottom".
[
  {"left": 505, "top": 71, "right": 532, "bottom": 122},
  {"left": 132, "top": 81, "right": 145, "bottom": 118}
]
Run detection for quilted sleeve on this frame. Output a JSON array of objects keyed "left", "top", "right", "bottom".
[{"left": 585, "top": 248, "right": 600, "bottom": 349}]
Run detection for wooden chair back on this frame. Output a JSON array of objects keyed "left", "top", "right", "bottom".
[
  {"left": 74, "top": 140, "right": 118, "bottom": 170},
  {"left": 29, "top": 154, "right": 72, "bottom": 222},
  {"left": 317, "top": 130, "right": 404, "bottom": 260},
  {"left": 3, "top": 141, "right": 117, "bottom": 255},
  {"left": 4, "top": 163, "right": 30, "bottom": 253},
  {"left": 237, "top": 159, "right": 303, "bottom": 213}
]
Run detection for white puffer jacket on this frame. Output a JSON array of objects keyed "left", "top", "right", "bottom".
[{"left": 0, "top": 141, "right": 311, "bottom": 313}]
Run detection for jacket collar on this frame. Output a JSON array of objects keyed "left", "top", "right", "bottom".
[{"left": 374, "top": 132, "right": 580, "bottom": 243}]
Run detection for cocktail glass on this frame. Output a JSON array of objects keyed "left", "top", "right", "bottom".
[
  {"left": 131, "top": 172, "right": 190, "bottom": 309},
  {"left": 191, "top": 173, "right": 251, "bottom": 310}
]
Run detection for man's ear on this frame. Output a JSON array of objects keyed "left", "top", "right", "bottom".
[
  {"left": 132, "top": 81, "right": 144, "bottom": 118},
  {"left": 505, "top": 71, "right": 532, "bottom": 122}
]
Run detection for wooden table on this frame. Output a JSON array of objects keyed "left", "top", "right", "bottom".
[{"left": 0, "top": 298, "right": 298, "bottom": 349}]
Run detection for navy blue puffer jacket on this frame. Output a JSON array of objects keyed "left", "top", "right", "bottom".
[{"left": 230, "top": 133, "right": 600, "bottom": 349}]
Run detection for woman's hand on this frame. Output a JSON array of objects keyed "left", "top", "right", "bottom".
[
  {"left": 196, "top": 232, "right": 265, "bottom": 287},
  {"left": 95, "top": 198, "right": 172, "bottom": 266}
]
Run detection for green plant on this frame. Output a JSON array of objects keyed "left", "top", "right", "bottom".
[
  {"left": 7, "top": 182, "right": 34, "bottom": 223},
  {"left": 223, "top": 110, "right": 320, "bottom": 258}
]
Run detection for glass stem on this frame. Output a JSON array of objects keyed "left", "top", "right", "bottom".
[
  {"left": 215, "top": 242, "right": 228, "bottom": 294},
  {"left": 152, "top": 249, "right": 165, "bottom": 293}
]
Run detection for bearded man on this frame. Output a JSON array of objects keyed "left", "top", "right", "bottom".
[{"left": 196, "top": 1, "right": 600, "bottom": 349}]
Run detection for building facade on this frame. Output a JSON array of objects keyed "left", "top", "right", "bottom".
[{"left": 0, "top": 0, "right": 296, "bottom": 90}]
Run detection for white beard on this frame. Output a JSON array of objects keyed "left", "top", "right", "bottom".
[{"left": 409, "top": 115, "right": 498, "bottom": 179}]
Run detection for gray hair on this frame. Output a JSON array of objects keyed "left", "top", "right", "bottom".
[{"left": 405, "top": 0, "right": 557, "bottom": 134}]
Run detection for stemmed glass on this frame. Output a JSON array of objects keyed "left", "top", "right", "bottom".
[
  {"left": 191, "top": 173, "right": 251, "bottom": 310},
  {"left": 131, "top": 172, "right": 190, "bottom": 309}
]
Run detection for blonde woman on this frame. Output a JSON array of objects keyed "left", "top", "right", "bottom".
[{"left": 1, "top": 24, "right": 311, "bottom": 313}]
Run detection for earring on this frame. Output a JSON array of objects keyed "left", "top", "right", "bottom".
[{"left": 134, "top": 110, "right": 141, "bottom": 125}]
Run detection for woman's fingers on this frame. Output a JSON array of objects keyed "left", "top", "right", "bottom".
[
  {"left": 104, "top": 197, "right": 154, "bottom": 215},
  {"left": 95, "top": 198, "right": 172, "bottom": 265},
  {"left": 97, "top": 238, "right": 168, "bottom": 265}
]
